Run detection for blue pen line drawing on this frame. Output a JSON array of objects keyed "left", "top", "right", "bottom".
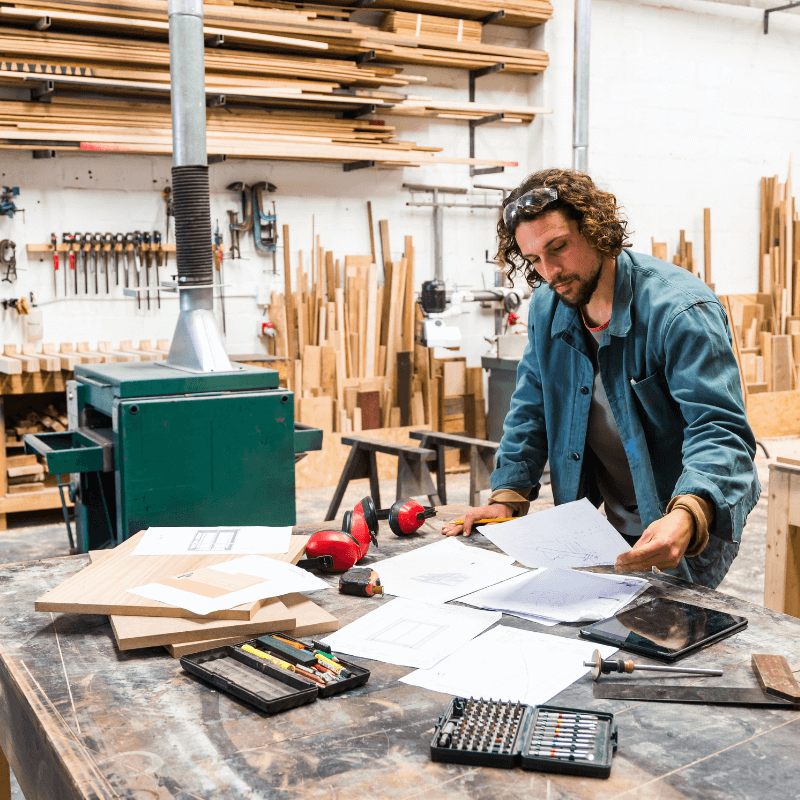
[{"left": 189, "top": 528, "right": 240, "bottom": 552}]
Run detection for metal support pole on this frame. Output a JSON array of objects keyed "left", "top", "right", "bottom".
[
  {"left": 573, "top": 0, "right": 591, "bottom": 172},
  {"left": 432, "top": 189, "right": 444, "bottom": 282}
]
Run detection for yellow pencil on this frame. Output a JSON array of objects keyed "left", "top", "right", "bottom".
[{"left": 451, "top": 518, "right": 514, "bottom": 525}]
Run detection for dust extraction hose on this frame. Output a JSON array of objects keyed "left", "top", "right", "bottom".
[{"left": 172, "top": 164, "right": 213, "bottom": 287}]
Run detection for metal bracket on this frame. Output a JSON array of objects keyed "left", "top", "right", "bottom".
[
  {"left": 343, "top": 160, "right": 376, "bottom": 172},
  {"left": 31, "top": 79, "right": 54, "bottom": 102},
  {"left": 34, "top": 15, "right": 51, "bottom": 30},
  {"left": 764, "top": 1, "right": 800, "bottom": 31},
  {"left": 32, "top": 150, "right": 56, "bottom": 159},
  {"left": 355, "top": 50, "right": 377, "bottom": 65},
  {"left": 205, "top": 33, "right": 225, "bottom": 47},
  {"left": 338, "top": 104, "right": 376, "bottom": 119},
  {"left": 206, "top": 94, "right": 226, "bottom": 107},
  {"left": 479, "top": 9, "right": 506, "bottom": 25},
  {"left": 207, "top": 154, "right": 227, "bottom": 164},
  {"left": 468, "top": 65, "right": 506, "bottom": 177}
]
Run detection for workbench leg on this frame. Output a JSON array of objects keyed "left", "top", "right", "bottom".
[
  {"left": 0, "top": 743, "right": 11, "bottom": 800},
  {"left": 0, "top": 396, "right": 6, "bottom": 532}
]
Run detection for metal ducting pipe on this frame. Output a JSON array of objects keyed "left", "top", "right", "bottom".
[
  {"left": 166, "top": 0, "right": 232, "bottom": 373},
  {"left": 573, "top": 0, "right": 591, "bottom": 172}
]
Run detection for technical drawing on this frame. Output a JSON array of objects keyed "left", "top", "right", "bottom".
[
  {"left": 189, "top": 528, "right": 240, "bottom": 552},
  {"left": 367, "top": 619, "right": 447, "bottom": 649},
  {"left": 410, "top": 572, "right": 470, "bottom": 587}
]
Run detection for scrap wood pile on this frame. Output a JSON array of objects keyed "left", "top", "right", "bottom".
[
  {"left": 34, "top": 532, "right": 339, "bottom": 658},
  {"left": 267, "top": 219, "right": 486, "bottom": 448},
  {"left": 0, "top": 0, "right": 550, "bottom": 166},
  {"left": 720, "top": 171, "right": 799, "bottom": 401}
]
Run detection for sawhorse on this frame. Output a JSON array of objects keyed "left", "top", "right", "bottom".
[
  {"left": 326, "top": 435, "right": 441, "bottom": 522},
  {"left": 409, "top": 430, "right": 499, "bottom": 507}
]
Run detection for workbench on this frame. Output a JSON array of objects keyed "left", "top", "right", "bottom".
[{"left": 1, "top": 507, "right": 798, "bottom": 800}]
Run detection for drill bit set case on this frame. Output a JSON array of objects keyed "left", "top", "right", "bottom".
[
  {"left": 180, "top": 635, "right": 370, "bottom": 715},
  {"left": 430, "top": 697, "right": 618, "bottom": 778}
]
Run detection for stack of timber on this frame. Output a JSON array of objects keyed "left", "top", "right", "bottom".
[
  {"left": 717, "top": 168, "right": 800, "bottom": 438},
  {"left": 0, "top": 0, "right": 550, "bottom": 165},
  {"left": 651, "top": 208, "right": 713, "bottom": 290},
  {"left": 380, "top": 11, "right": 482, "bottom": 42},
  {"left": 5, "top": 453, "right": 45, "bottom": 492},
  {"left": 34, "top": 532, "right": 338, "bottom": 658}
]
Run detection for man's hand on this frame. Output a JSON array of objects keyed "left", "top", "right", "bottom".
[
  {"left": 441, "top": 504, "right": 515, "bottom": 538},
  {"left": 615, "top": 508, "right": 695, "bottom": 573}
]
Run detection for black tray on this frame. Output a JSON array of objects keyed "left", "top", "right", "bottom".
[
  {"left": 180, "top": 648, "right": 318, "bottom": 715},
  {"left": 233, "top": 636, "right": 370, "bottom": 698}
]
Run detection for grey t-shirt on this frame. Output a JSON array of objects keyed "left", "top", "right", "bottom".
[{"left": 584, "top": 326, "right": 644, "bottom": 539}]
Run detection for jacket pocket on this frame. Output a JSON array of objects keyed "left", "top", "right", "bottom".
[{"left": 630, "top": 369, "right": 683, "bottom": 442}]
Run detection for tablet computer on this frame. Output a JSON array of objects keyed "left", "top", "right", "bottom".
[{"left": 578, "top": 597, "right": 747, "bottom": 662}]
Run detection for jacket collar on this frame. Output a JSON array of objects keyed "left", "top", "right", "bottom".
[{"left": 549, "top": 249, "right": 634, "bottom": 340}]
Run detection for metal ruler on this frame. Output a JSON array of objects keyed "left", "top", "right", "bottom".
[{"left": 593, "top": 683, "right": 798, "bottom": 708}]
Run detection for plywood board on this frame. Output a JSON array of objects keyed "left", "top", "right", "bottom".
[
  {"left": 163, "top": 593, "right": 339, "bottom": 658},
  {"left": 35, "top": 531, "right": 309, "bottom": 619}
]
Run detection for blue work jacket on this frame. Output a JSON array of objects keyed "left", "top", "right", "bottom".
[{"left": 491, "top": 248, "right": 760, "bottom": 588}]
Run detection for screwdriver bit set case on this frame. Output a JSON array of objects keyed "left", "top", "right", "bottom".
[
  {"left": 430, "top": 698, "right": 618, "bottom": 778},
  {"left": 180, "top": 635, "right": 370, "bottom": 715}
]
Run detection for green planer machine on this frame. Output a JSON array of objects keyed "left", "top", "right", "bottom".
[
  {"left": 23, "top": 0, "right": 321, "bottom": 553},
  {"left": 23, "top": 362, "right": 321, "bottom": 552}
]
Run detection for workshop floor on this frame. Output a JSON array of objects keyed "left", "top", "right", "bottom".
[{"left": 0, "top": 436, "right": 796, "bottom": 799}]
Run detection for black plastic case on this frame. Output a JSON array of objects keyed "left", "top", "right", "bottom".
[
  {"left": 180, "top": 636, "right": 370, "bottom": 715},
  {"left": 430, "top": 698, "right": 617, "bottom": 779}
]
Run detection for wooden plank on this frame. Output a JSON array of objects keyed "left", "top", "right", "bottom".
[
  {"left": 773, "top": 335, "right": 793, "bottom": 391},
  {"left": 35, "top": 531, "right": 309, "bottom": 619},
  {"left": 42, "top": 343, "right": 80, "bottom": 370},
  {"left": 379, "top": 220, "right": 393, "bottom": 347},
  {"left": 703, "top": 207, "right": 712, "bottom": 287},
  {"left": 282, "top": 224, "right": 295, "bottom": 360},
  {"left": 302, "top": 345, "right": 322, "bottom": 395},
  {"left": 760, "top": 331, "right": 773, "bottom": 393},
  {"left": 298, "top": 396, "right": 334, "bottom": 435},
  {"left": 164, "top": 593, "right": 339, "bottom": 658},
  {"left": 0, "top": 353, "right": 22, "bottom": 375},
  {"left": 747, "top": 390, "right": 800, "bottom": 437},
  {"left": 403, "top": 235, "right": 415, "bottom": 352},
  {"left": 3, "top": 346, "right": 39, "bottom": 373},
  {"left": 764, "top": 467, "right": 800, "bottom": 618},
  {"left": 443, "top": 359, "right": 467, "bottom": 395},
  {"left": 320, "top": 345, "right": 336, "bottom": 398}
]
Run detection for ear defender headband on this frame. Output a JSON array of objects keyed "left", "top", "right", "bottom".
[{"left": 502, "top": 187, "right": 559, "bottom": 230}]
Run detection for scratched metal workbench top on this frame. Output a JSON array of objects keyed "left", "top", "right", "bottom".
[{"left": 0, "top": 506, "right": 798, "bottom": 800}]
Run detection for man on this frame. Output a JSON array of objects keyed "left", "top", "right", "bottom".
[{"left": 443, "top": 169, "right": 760, "bottom": 588}]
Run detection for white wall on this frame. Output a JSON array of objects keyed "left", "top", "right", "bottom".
[
  {"left": 3, "top": 0, "right": 796, "bottom": 358},
  {"left": 589, "top": 0, "right": 800, "bottom": 293}
]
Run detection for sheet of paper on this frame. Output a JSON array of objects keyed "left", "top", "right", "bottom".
[
  {"left": 400, "top": 624, "right": 617, "bottom": 706},
  {"left": 321, "top": 598, "right": 502, "bottom": 669},
  {"left": 369, "top": 537, "right": 527, "bottom": 604},
  {"left": 132, "top": 526, "right": 292, "bottom": 556},
  {"left": 459, "top": 567, "right": 649, "bottom": 623},
  {"left": 127, "top": 555, "right": 329, "bottom": 616},
  {"left": 479, "top": 498, "right": 632, "bottom": 569}
]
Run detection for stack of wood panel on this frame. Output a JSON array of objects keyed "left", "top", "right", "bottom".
[
  {"left": 380, "top": 11, "right": 482, "bottom": 42},
  {"left": 6, "top": 453, "right": 45, "bottom": 493},
  {"left": 0, "top": 0, "right": 549, "bottom": 165},
  {"left": 34, "top": 531, "right": 338, "bottom": 657}
]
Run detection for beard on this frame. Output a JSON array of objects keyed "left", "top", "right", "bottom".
[{"left": 549, "top": 256, "right": 603, "bottom": 309}]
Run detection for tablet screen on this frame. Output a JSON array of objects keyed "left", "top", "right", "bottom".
[{"left": 580, "top": 597, "right": 747, "bottom": 659}]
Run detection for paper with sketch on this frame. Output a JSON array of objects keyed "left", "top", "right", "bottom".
[
  {"left": 459, "top": 567, "right": 649, "bottom": 623},
  {"left": 321, "top": 598, "right": 501, "bottom": 669},
  {"left": 401, "top": 624, "right": 617, "bottom": 706},
  {"left": 369, "top": 537, "right": 527, "bottom": 605},
  {"left": 127, "top": 555, "right": 329, "bottom": 616},
  {"left": 132, "top": 526, "right": 292, "bottom": 557},
  {"left": 479, "top": 498, "right": 631, "bottom": 568}
]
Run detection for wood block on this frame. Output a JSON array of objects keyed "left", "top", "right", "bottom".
[
  {"left": 35, "top": 531, "right": 309, "bottom": 619},
  {"left": 411, "top": 391, "right": 425, "bottom": 426},
  {"left": 7, "top": 464, "right": 44, "bottom": 478},
  {"left": 747, "top": 383, "right": 768, "bottom": 394},
  {"left": 757, "top": 356, "right": 765, "bottom": 383},
  {"left": 443, "top": 360, "right": 466, "bottom": 396},
  {"left": 773, "top": 335, "right": 792, "bottom": 392},
  {"left": 8, "top": 473, "right": 44, "bottom": 485},
  {"left": 299, "top": 396, "right": 334, "bottom": 435},
  {"left": 320, "top": 345, "right": 336, "bottom": 398},
  {"left": 389, "top": 407, "right": 401, "bottom": 428},
  {"left": 163, "top": 593, "right": 339, "bottom": 658},
  {"left": 7, "top": 455, "right": 37, "bottom": 468},
  {"left": 792, "top": 334, "right": 800, "bottom": 365},
  {"left": 761, "top": 332, "right": 773, "bottom": 392},
  {"left": 21, "top": 344, "right": 60, "bottom": 372},
  {"left": 741, "top": 353, "right": 757, "bottom": 385},
  {"left": 651, "top": 240, "right": 668, "bottom": 261},
  {"left": 344, "top": 386, "right": 359, "bottom": 421},
  {"left": 302, "top": 345, "right": 322, "bottom": 395},
  {"left": 4, "top": 345, "right": 39, "bottom": 373},
  {"left": 357, "top": 391, "right": 381, "bottom": 430}
]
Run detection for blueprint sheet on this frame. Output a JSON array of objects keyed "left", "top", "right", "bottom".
[
  {"left": 459, "top": 567, "right": 649, "bottom": 623},
  {"left": 321, "top": 598, "right": 502, "bottom": 669},
  {"left": 369, "top": 537, "right": 527, "bottom": 604},
  {"left": 132, "top": 526, "right": 292, "bottom": 556},
  {"left": 480, "top": 498, "right": 632, "bottom": 569},
  {"left": 400, "top": 624, "right": 617, "bottom": 705}
]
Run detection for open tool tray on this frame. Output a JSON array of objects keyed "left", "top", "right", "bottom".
[
  {"left": 180, "top": 647, "right": 318, "bottom": 715},
  {"left": 431, "top": 698, "right": 617, "bottom": 778},
  {"left": 232, "top": 635, "right": 371, "bottom": 698}
]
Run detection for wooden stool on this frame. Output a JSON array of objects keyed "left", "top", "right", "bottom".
[
  {"left": 410, "top": 430, "right": 499, "bottom": 507},
  {"left": 325, "top": 435, "right": 441, "bottom": 522}
]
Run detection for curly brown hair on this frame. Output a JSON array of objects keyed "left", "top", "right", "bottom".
[{"left": 496, "top": 169, "right": 631, "bottom": 288}]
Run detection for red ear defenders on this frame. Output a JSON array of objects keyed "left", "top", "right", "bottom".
[
  {"left": 384, "top": 498, "right": 437, "bottom": 536},
  {"left": 305, "top": 497, "right": 380, "bottom": 572}
]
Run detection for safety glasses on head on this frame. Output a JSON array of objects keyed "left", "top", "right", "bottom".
[{"left": 502, "top": 187, "right": 559, "bottom": 230}]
